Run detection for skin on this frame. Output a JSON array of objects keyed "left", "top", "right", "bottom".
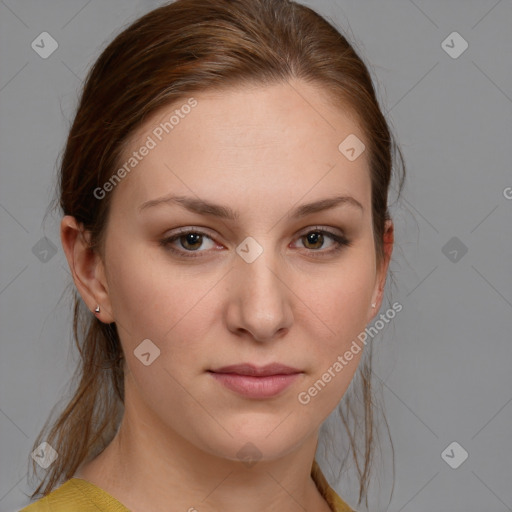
[{"left": 61, "top": 79, "right": 393, "bottom": 512}]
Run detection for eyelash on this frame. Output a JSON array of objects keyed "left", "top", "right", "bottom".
[{"left": 159, "top": 227, "right": 351, "bottom": 259}]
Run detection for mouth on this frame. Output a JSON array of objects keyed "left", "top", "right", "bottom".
[
  {"left": 208, "top": 363, "right": 303, "bottom": 399},
  {"left": 209, "top": 363, "right": 302, "bottom": 377}
]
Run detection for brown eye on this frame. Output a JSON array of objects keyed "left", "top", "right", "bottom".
[
  {"left": 295, "top": 229, "right": 350, "bottom": 256},
  {"left": 179, "top": 233, "right": 203, "bottom": 251},
  {"left": 160, "top": 229, "right": 217, "bottom": 258},
  {"left": 302, "top": 231, "right": 325, "bottom": 250}
]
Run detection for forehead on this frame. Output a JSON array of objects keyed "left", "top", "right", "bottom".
[{"left": 110, "top": 80, "right": 370, "bottom": 217}]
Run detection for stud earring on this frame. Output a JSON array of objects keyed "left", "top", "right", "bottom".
[
  {"left": 371, "top": 303, "right": 376, "bottom": 308},
  {"left": 94, "top": 305, "right": 100, "bottom": 314}
]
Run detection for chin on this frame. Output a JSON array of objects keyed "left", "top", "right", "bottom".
[{"left": 193, "top": 420, "right": 312, "bottom": 464}]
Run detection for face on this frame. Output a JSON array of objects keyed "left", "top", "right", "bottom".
[{"left": 92, "top": 80, "right": 390, "bottom": 462}]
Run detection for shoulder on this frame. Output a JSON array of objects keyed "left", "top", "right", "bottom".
[
  {"left": 19, "top": 478, "right": 129, "bottom": 512},
  {"left": 327, "top": 491, "right": 357, "bottom": 512},
  {"left": 330, "top": 492, "right": 358, "bottom": 512},
  {"left": 311, "top": 459, "right": 356, "bottom": 512}
]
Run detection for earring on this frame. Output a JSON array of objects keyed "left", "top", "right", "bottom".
[
  {"left": 371, "top": 303, "right": 376, "bottom": 308},
  {"left": 94, "top": 305, "right": 100, "bottom": 314}
]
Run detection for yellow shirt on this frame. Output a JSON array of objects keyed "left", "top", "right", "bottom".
[{"left": 20, "top": 459, "right": 354, "bottom": 511}]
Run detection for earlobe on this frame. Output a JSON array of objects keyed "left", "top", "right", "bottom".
[{"left": 60, "top": 215, "right": 114, "bottom": 322}]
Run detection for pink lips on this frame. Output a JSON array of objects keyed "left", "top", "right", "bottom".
[{"left": 208, "top": 363, "right": 303, "bottom": 399}]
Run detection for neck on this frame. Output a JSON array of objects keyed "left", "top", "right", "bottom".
[{"left": 75, "top": 383, "right": 331, "bottom": 512}]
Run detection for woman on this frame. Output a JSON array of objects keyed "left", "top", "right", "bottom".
[{"left": 22, "top": 0, "right": 405, "bottom": 510}]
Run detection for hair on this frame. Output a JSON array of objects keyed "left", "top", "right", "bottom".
[{"left": 30, "top": 0, "right": 405, "bottom": 507}]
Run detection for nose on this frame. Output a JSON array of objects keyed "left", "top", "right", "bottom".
[{"left": 224, "top": 248, "right": 294, "bottom": 343}]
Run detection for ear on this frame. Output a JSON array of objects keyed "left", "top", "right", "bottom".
[
  {"left": 60, "top": 215, "right": 114, "bottom": 323},
  {"left": 368, "top": 219, "right": 394, "bottom": 321}
]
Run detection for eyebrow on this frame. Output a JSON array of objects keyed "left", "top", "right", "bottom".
[{"left": 138, "top": 194, "right": 363, "bottom": 219}]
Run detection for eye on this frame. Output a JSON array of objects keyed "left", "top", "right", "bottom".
[
  {"left": 159, "top": 226, "right": 350, "bottom": 259},
  {"left": 159, "top": 229, "right": 217, "bottom": 258},
  {"left": 293, "top": 227, "right": 350, "bottom": 257}
]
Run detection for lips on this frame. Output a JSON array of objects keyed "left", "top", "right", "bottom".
[{"left": 208, "top": 363, "right": 303, "bottom": 399}]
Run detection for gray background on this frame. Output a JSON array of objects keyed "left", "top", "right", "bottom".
[{"left": 1, "top": 1, "right": 511, "bottom": 511}]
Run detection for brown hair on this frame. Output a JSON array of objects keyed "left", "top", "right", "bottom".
[{"left": 31, "top": 0, "right": 405, "bottom": 507}]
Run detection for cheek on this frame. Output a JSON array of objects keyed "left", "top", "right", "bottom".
[
  {"left": 106, "top": 256, "right": 170, "bottom": 335},
  {"left": 104, "top": 239, "right": 191, "bottom": 344},
  {"left": 294, "top": 246, "right": 376, "bottom": 407},
  {"left": 303, "top": 252, "right": 376, "bottom": 345},
  {"left": 106, "top": 245, "right": 214, "bottom": 415},
  {"left": 105, "top": 238, "right": 222, "bottom": 372}
]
